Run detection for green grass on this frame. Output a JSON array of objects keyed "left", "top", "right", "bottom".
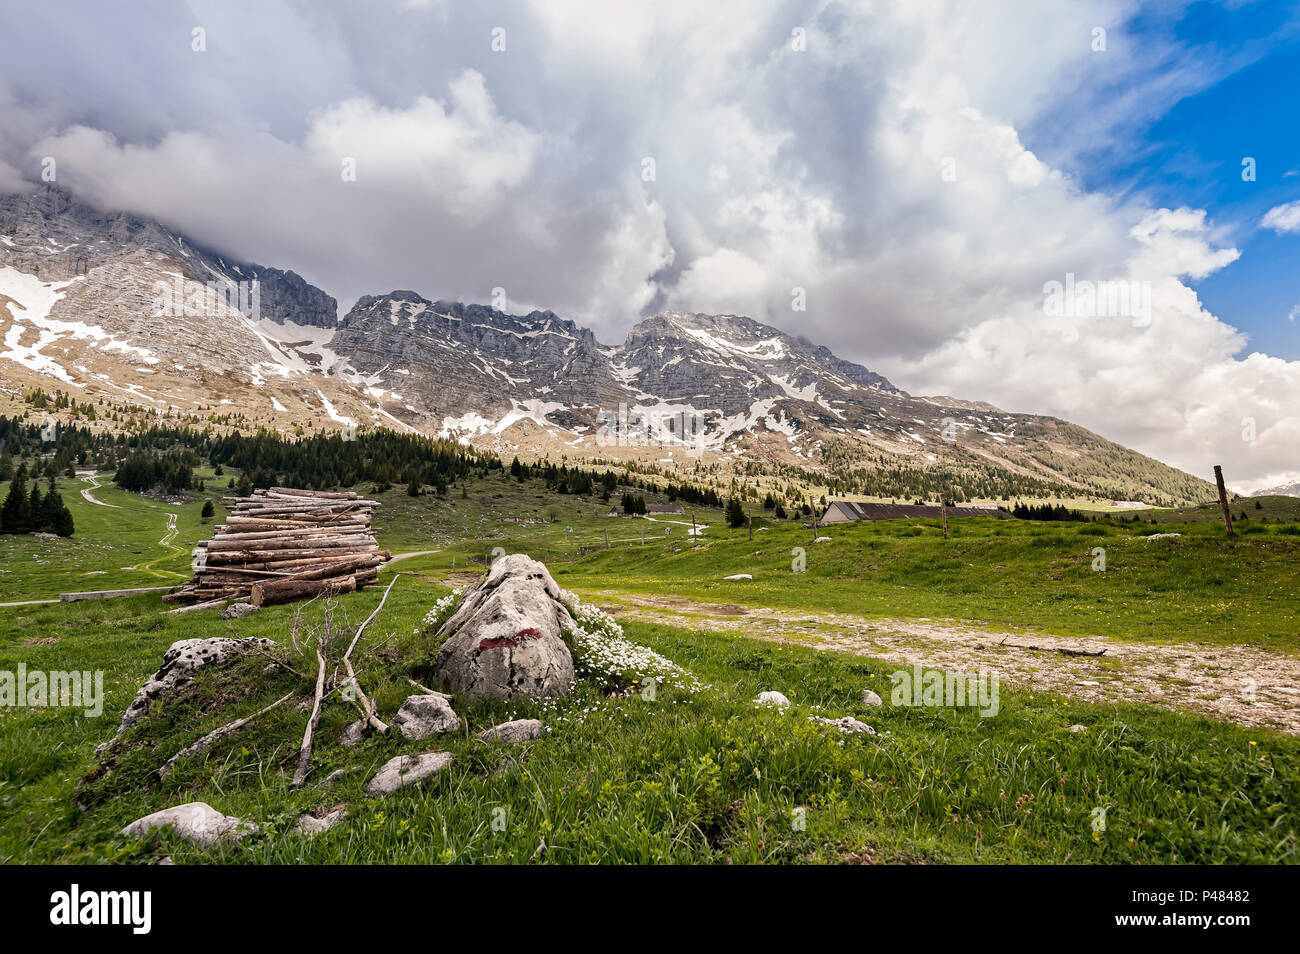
[
  {"left": 1, "top": 574, "right": 1295, "bottom": 865},
  {"left": 551, "top": 517, "right": 1300, "bottom": 654},
  {"left": 1, "top": 472, "right": 1296, "bottom": 864},
  {"left": 6, "top": 473, "right": 1298, "bottom": 655},
  {"left": 1114, "top": 495, "right": 1300, "bottom": 525},
  {"left": 0, "top": 474, "right": 227, "bottom": 600}
]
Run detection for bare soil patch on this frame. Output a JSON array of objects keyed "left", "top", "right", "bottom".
[{"left": 593, "top": 590, "right": 1300, "bottom": 734}]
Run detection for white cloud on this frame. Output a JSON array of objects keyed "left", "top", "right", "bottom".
[
  {"left": 1261, "top": 200, "right": 1300, "bottom": 234},
  {"left": 887, "top": 210, "right": 1300, "bottom": 488},
  {"left": 0, "top": 0, "right": 1295, "bottom": 485}
]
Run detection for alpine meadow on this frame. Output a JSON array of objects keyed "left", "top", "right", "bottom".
[{"left": 0, "top": 0, "right": 1296, "bottom": 932}]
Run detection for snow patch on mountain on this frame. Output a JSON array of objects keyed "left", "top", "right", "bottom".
[
  {"left": 0, "top": 265, "right": 159, "bottom": 382},
  {"left": 316, "top": 389, "right": 355, "bottom": 426}
]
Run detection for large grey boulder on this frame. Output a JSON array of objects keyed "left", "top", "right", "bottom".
[
  {"left": 478, "top": 718, "right": 545, "bottom": 743},
  {"left": 367, "top": 752, "right": 453, "bottom": 796},
  {"left": 122, "top": 802, "right": 256, "bottom": 845},
  {"left": 430, "top": 555, "right": 575, "bottom": 702},
  {"left": 393, "top": 694, "right": 460, "bottom": 739},
  {"left": 99, "top": 637, "right": 275, "bottom": 754}
]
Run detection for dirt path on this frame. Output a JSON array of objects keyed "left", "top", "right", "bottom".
[
  {"left": 583, "top": 589, "right": 1300, "bottom": 735},
  {"left": 79, "top": 474, "right": 120, "bottom": 509},
  {"left": 123, "top": 509, "right": 186, "bottom": 581}
]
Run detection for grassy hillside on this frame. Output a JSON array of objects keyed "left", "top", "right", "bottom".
[
  {"left": 1, "top": 572, "right": 1295, "bottom": 865},
  {"left": 0, "top": 469, "right": 1296, "bottom": 865},
  {"left": 4, "top": 471, "right": 1299, "bottom": 652}
]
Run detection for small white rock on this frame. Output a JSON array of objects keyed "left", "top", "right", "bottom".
[
  {"left": 339, "top": 720, "right": 367, "bottom": 747},
  {"left": 366, "top": 752, "right": 453, "bottom": 796},
  {"left": 392, "top": 694, "right": 460, "bottom": 739},
  {"left": 723, "top": 574, "right": 753, "bottom": 581},
  {"left": 478, "top": 718, "right": 545, "bottom": 743},
  {"left": 812, "top": 715, "right": 878, "bottom": 735},
  {"left": 861, "top": 689, "right": 883, "bottom": 707},
  {"left": 295, "top": 809, "right": 348, "bottom": 836},
  {"left": 122, "top": 802, "right": 256, "bottom": 845},
  {"left": 755, "top": 690, "right": 791, "bottom": 708}
]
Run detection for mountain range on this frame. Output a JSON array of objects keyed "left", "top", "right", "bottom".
[{"left": 0, "top": 185, "right": 1215, "bottom": 506}]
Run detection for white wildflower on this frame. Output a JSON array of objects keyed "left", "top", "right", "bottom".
[{"left": 561, "top": 591, "right": 706, "bottom": 694}]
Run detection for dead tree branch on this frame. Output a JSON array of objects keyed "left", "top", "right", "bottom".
[
  {"left": 160, "top": 691, "right": 294, "bottom": 779},
  {"left": 340, "top": 574, "right": 399, "bottom": 737},
  {"left": 291, "top": 606, "right": 331, "bottom": 788}
]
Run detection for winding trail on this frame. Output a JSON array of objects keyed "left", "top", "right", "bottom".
[
  {"left": 80, "top": 477, "right": 188, "bottom": 581},
  {"left": 581, "top": 588, "right": 1300, "bottom": 735},
  {"left": 159, "top": 512, "right": 178, "bottom": 548},
  {"left": 388, "top": 549, "right": 440, "bottom": 562},
  {"left": 78, "top": 474, "right": 120, "bottom": 509}
]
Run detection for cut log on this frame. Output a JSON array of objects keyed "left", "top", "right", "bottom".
[
  {"left": 61, "top": 585, "right": 181, "bottom": 602},
  {"left": 250, "top": 576, "right": 358, "bottom": 607}
]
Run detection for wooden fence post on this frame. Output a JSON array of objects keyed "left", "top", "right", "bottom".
[{"left": 1214, "top": 465, "right": 1235, "bottom": 537}]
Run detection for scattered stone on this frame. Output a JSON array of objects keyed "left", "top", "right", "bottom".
[
  {"left": 219, "top": 602, "right": 261, "bottom": 620},
  {"left": 295, "top": 808, "right": 348, "bottom": 836},
  {"left": 723, "top": 574, "right": 753, "bottom": 580},
  {"left": 392, "top": 694, "right": 460, "bottom": 739},
  {"left": 121, "top": 802, "right": 256, "bottom": 845},
  {"left": 861, "top": 689, "right": 883, "bottom": 707},
  {"left": 98, "top": 637, "right": 276, "bottom": 754},
  {"left": 1077, "top": 681, "right": 1101, "bottom": 687},
  {"left": 478, "top": 718, "right": 544, "bottom": 743},
  {"left": 1143, "top": 532, "right": 1182, "bottom": 542},
  {"left": 366, "top": 752, "right": 453, "bottom": 796},
  {"left": 321, "top": 767, "right": 358, "bottom": 788},
  {"left": 154, "top": 856, "right": 174, "bottom": 866},
  {"left": 1068, "top": 724, "right": 1088, "bottom": 733},
  {"left": 431, "top": 554, "right": 576, "bottom": 702},
  {"left": 33, "top": 532, "right": 59, "bottom": 540},
  {"left": 755, "top": 690, "right": 791, "bottom": 708},
  {"left": 339, "top": 720, "right": 367, "bottom": 747},
  {"left": 814, "top": 536, "right": 832, "bottom": 543},
  {"left": 813, "top": 715, "right": 878, "bottom": 735}
]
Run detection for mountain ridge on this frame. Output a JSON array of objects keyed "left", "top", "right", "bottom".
[{"left": 0, "top": 185, "right": 1216, "bottom": 506}]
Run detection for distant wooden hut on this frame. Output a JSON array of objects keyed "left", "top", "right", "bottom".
[{"left": 819, "top": 500, "right": 1009, "bottom": 524}]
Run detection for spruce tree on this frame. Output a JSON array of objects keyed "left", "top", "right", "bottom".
[
  {"left": 1, "top": 463, "right": 29, "bottom": 533},
  {"left": 42, "top": 490, "right": 74, "bottom": 537},
  {"left": 29, "top": 483, "right": 42, "bottom": 524}
]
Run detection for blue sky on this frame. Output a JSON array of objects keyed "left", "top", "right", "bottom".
[{"left": 1054, "top": 0, "right": 1300, "bottom": 360}]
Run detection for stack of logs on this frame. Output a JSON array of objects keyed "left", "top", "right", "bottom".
[{"left": 164, "top": 488, "right": 389, "bottom": 608}]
